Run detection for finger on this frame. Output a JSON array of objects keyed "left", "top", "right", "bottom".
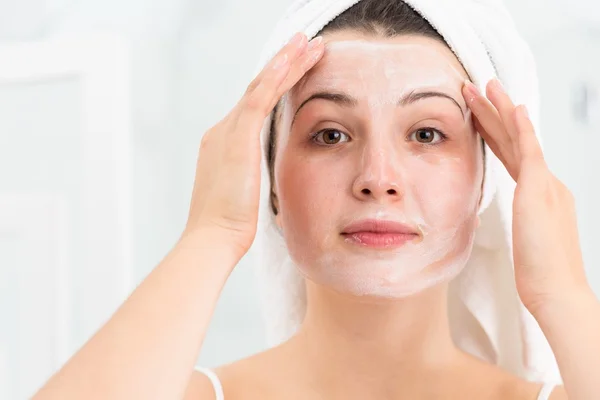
[
  {"left": 230, "top": 54, "right": 292, "bottom": 161},
  {"left": 463, "top": 80, "right": 519, "bottom": 175},
  {"left": 261, "top": 35, "right": 325, "bottom": 115},
  {"left": 254, "top": 37, "right": 325, "bottom": 114},
  {"left": 280, "top": 36, "right": 325, "bottom": 91},
  {"left": 514, "top": 105, "right": 546, "bottom": 168},
  {"left": 235, "top": 36, "right": 325, "bottom": 140},
  {"left": 231, "top": 32, "right": 308, "bottom": 127},
  {"left": 486, "top": 78, "right": 522, "bottom": 164},
  {"left": 473, "top": 114, "right": 519, "bottom": 181},
  {"left": 245, "top": 32, "right": 307, "bottom": 95},
  {"left": 486, "top": 79, "right": 519, "bottom": 140}
]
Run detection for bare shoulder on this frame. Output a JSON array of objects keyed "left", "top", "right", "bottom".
[
  {"left": 183, "top": 348, "right": 569, "bottom": 400},
  {"left": 498, "top": 377, "right": 567, "bottom": 400},
  {"left": 184, "top": 348, "right": 283, "bottom": 400},
  {"left": 183, "top": 368, "right": 219, "bottom": 400},
  {"left": 457, "top": 354, "right": 563, "bottom": 400},
  {"left": 549, "top": 385, "right": 568, "bottom": 400}
]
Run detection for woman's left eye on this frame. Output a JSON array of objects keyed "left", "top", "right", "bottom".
[{"left": 409, "top": 128, "right": 447, "bottom": 145}]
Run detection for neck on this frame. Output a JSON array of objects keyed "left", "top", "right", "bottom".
[{"left": 286, "top": 280, "right": 465, "bottom": 397}]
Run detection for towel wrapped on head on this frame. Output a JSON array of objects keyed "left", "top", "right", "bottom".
[{"left": 248, "top": 0, "right": 561, "bottom": 384}]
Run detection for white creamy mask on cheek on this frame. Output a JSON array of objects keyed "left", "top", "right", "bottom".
[{"left": 276, "top": 39, "right": 483, "bottom": 298}]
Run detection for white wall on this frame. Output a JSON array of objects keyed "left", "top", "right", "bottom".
[{"left": 0, "top": 0, "right": 599, "bottom": 397}]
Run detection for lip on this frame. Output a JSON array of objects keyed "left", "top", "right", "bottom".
[{"left": 341, "top": 219, "right": 419, "bottom": 249}]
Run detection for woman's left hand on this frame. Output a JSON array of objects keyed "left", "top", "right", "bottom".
[{"left": 462, "top": 78, "right": 590, "bottom": 316}]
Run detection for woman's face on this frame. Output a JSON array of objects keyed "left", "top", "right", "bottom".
[{"left": 273, "top": 32, "right": 484, "bottom": 298}]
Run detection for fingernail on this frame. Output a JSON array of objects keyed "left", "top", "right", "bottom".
[
  {"left": 292, "top": 32, "right": 307, "bottom": 50},
  {"left": 307, "top": 36, "right": 323, "bottom": 50},
  {"left": 518, "top": 105, "right": 529, "bottom": 119},
  {"left": 272, "top": 53, "right": 288, "bottom": 70},
  {"left": 288, "top": 32, "right": 303, "bottom": 46},
  {"left": 491, "top": 78, "right": 506, "bottom": 94},
  {"left": 310, "top": 49, "right": 323, "bottom": 63},
  {"left": 463, "top": 80, "right": 480, "bottom": 103}
]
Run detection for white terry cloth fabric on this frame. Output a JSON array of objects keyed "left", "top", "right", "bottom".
[{"left": 248, "top": 0, "right": 562, "bottom": 384}]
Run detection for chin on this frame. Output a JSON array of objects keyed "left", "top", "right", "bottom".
[{"left": 298, "top": 251, "right": 470, "bottom": 299}]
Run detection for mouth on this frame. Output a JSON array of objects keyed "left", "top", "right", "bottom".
[{"left": 341, "top": 219, "right": 420, "bottom": 249}]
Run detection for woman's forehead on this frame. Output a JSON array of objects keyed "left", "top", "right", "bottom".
[{"left": 291, "top": 38, "right": 468, "bottom": 104}]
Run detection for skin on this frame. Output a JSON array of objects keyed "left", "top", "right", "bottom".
[
  {"left": 273, "top": 36, "right": 484, "bottom": 299},
  {"left": 32, "top": 28, "right": 596, "bottom": 400},
  {"left": 201, "top": 32, "right": 568, "bottom": 399}
]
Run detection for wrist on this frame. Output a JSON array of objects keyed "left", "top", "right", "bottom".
[
  {"left": 528, "top": 285, "right": 599, "bottom": 325},
  {"left": 177, "top": 227, "right": 244, "bottom": 271}
]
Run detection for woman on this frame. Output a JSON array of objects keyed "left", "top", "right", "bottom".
[{"left": 33, "top": 1, "right": 599, "bottom": 399}]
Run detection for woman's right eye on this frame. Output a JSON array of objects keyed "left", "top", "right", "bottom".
[{"left": 311, "top": 129, "right": 350, "bottom": 145}]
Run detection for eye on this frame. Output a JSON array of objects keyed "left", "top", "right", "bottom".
[
  {"left": 312, "top": 129, "right": 350, "bottom": 145},
  {"left": 409, "top": 128, "right": 447, "bottom": 145}
]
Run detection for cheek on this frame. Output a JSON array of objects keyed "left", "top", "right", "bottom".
[
  {"left": 409, "top": 153, "right": 481, "bottom": 228},
  {"left": 275, "top": 148, "right": 347, "bottom": 240}
]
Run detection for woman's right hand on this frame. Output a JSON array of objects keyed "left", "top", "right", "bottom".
[{"left": 183, "top": 32, "right": 325, "bottom": 259}]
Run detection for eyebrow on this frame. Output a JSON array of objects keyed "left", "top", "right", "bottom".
[{"left": 291, "top": 89, "right": 466, "bottom": 127}]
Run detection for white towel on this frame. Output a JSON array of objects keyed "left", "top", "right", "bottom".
[{"left": 249, "top": 0, "right": 561, "bottom": 384}]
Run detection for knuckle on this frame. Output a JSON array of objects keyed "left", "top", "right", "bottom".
[
  {"left": 200, "top": 131, "right": 210, "bottom": 145},
  {"left": 244, "top": 94, "right": 266, "bottom": 116},
  {"left": 562, "top": 185, "right": 575, "bottom": 203},
  {"left": 199, "top": 136, "right": 211, "bottom": 152},
  {"left": 200, "top": 128, "right": 216, "bottom": 148},
  {"left": 552, "top": 177, "right": 575, "bottom": 203},
  {"left": 246, "top": 77, "right": 260, "bottom": 94}
]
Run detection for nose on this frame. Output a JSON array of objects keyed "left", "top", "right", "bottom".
[
  {"left": 353, "top": 182, "right": 402, "bottom": 201},
  {"left": 351, "top": 146, "right": 404, "bottom": 203}
]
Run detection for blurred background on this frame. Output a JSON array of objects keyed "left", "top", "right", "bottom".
[{"left": 0, "top": 0, "right": 598, "bottom": 398}]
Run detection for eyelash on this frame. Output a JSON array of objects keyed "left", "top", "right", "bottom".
[{"left": 310, "top": 127, "right": 449, "bottom": 147}]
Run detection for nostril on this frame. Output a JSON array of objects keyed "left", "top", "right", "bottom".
[{"left": 360, "top": 188, "right": 398, "bottom": 196}]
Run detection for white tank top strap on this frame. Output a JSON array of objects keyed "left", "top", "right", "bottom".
[
  {"left": 537, "top": 383, "right": 556, "bottom": 400},
  {"left": 195, "top": 366, "right": 225, "bottom": 400}
]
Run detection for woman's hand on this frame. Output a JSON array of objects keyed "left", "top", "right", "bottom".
[
  {"left": 184, "top": 32, "right": 324, "bottom": 259},
  {"left": 462, "top": 78, "right": 591, "bottom": 315}
]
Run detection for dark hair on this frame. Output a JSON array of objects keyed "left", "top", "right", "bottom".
[{"left": 267, "top": 0, "right": 455, "bottom": 215}]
